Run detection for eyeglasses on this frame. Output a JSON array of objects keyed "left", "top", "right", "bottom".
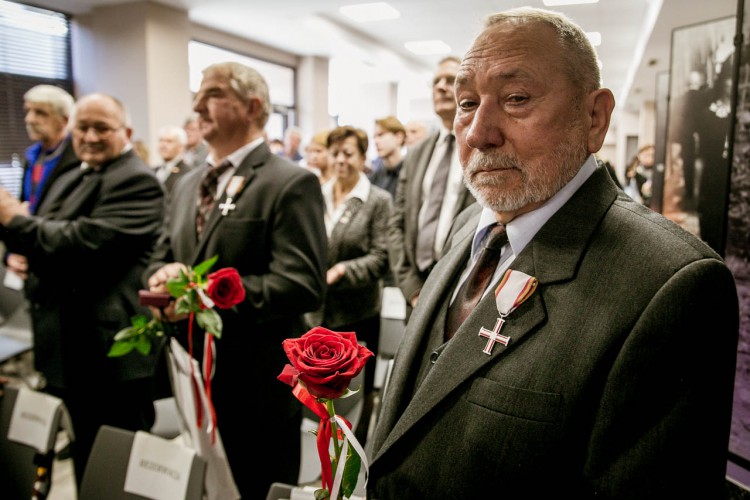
[{"left": 73, "top": 123, "right": 124, "bottom": 138}]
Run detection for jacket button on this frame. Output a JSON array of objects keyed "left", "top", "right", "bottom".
[{"left": 430, "top": 351, "right": 439, "bottom": 364}]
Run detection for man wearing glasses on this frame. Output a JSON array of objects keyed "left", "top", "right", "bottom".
[{"left": 0, "top": 93, "right": 166, "bottom": 487}]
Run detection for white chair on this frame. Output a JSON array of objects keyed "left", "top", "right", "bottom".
[
  {"left": 373, "top": 287, "right": 407, "bottom": 390},
  {"left": 78, "top": 425, "right": 206, "bottom": 500},
  {"left": 150, "top": 397, "right": 182, "bottom": 440},
  {"left": 0, "top": 385, "right": 66, "bottom": 499}
]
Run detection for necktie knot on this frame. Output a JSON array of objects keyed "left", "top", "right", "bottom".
[
  {"left": 200, "top": 161, "right": 232, "bottom": 197},
  {"left": 444, "top": 223, "right": 507, "bottom": 341},
  {"left": 196, "top": 160, "right": 232, "bottom": 237},
  {"left": 483, "top": 223, "right": 508, "bottom": 251}
]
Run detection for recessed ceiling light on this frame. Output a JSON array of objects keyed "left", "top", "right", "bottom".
[
  {"left": 586, "top": 31, "right": 601, "bottom": 46},
  {"left": 404, "top": 40, "right": 451, "bottom": 55},
  {"left": 543, "top": 0, "right": 599, "bottom": 6},
  {"left": 340, "top": 2, "right": 400, "bottom": 23}
]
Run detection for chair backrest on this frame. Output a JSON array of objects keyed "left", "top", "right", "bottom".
[
  {"left": 78, "top": 425, "right": 206, "bottom": 500},
  {"left": 0, "top": 387, "right": 62, "bottom": 498},
  {"left": 0, "top": 386, "right": 42, "bottom": 499},
  {"left": 265, "top": 481, "right": 293, "bottom": 500}
]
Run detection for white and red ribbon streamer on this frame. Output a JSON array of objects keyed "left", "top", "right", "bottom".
[{"left": 494, "top": 269, "right": 538, "bottom": 317}]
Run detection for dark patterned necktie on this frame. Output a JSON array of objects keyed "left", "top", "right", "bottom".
[
  {"left": 444, "top": 223, "right": 508, "bottom": 341},
  {"left": 415, "top": 133, "right": 454, "bottom": 272},
  {"left": 196, "top": 161, "right": 231, "bottom": 238}
]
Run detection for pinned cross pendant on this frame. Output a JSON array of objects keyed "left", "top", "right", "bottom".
[
  {"left": 219, "top": 198, "right": 236, "bottom": 216},
  {"left": 478, "top": 317, "right": 510, "bottom": 355}
]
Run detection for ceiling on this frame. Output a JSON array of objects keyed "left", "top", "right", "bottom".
[{"left": 24, "top": 0, "right": 741, "bottom": 129}]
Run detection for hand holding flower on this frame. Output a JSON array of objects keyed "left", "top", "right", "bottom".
[{"left": 109, "top": 255, "right": 245, "bottom": 357}]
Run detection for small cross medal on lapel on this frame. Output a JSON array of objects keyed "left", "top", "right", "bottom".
[
  {"left": 478, "top": 269, "right": 538, "bottom": 355},
  {"left": 219, "top": 176, "right": 245, "bottom": 216}
]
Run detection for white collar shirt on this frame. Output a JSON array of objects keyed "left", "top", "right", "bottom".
[
  {"left": 206, "top": 137, "right": 264, "bottom": 198},
  {"left": 321, "top": 172, "right": 371, "bottom": 237},
  {"left": 418, "top": 125, "right": 463, "bottom": 256},
  {"left": 451, "top": 154, "right": 598, "bottom": 302}
]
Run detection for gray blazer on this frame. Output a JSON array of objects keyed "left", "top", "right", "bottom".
[
  {"left": 368, "top": 165, "right": 739, "bottom": 498},
  {"left": 387, "top": 130, "right": 475, "bottom": 303},
  {"left": 308, "top": 184, "right": 392, "bottom": 328}
]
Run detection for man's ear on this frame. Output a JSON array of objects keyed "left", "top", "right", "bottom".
[
  {"left": 246, "top": 97, "right": 262, "bottom": 118},
  {"left": 585, "top": 88, "right": 615, "bottom": 153},
  {"left": 125, "top": 126, "right": 133, "bottom": 140}
]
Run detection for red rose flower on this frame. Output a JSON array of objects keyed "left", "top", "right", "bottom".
[
  {"left": 279, "top": 327, "right": 374, "bottom": 400},
  {"left": 206, "top": 268, "right": 245, "bottom": 309}
]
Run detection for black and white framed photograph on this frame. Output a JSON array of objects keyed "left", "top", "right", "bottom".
[
  {"left": 650, "top": 71, "right": 670, "bottom": 214},
  {"left": 663, "top": 14, "right": 736, "bottom": 254},
  {"left": 727, "top": 0, "right": 750, "bottom": 474}
]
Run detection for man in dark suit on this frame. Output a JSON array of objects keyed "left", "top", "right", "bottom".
[
  {"left": 146, "top": 61, "right": 327, "bottom": 499},
  {"left": 0, "top": 93, "right": 165, "bottom": 486},
  {"left": 154, "top": 124, "right": 192, "bottom": 194},
  {"left": 368, "top": 8, "right": 739, "bottom": 499},
  {"left": 4, "top": 85, "right": 80, "bottom": 280},
  {"left": 388, "top": 56, "right": 475, "bottom": 312}
]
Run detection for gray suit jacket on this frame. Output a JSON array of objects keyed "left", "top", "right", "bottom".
[
  {"left": 308, "top": 184, "right": 392, "bottom": 328},
  {"left": 387, "top": 130, "right": 475, "bottom": 304},
  {"left": 368, "top": 166, "right": 739, "bottom": 498}
]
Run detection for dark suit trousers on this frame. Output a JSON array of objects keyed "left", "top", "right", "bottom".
[{"left": 46, "top": 378, "right": 155, "bottom": 486}]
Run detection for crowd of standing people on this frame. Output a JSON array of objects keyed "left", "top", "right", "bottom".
[{"left": 0, "top": 5, "right": 741, "bottom": 500}]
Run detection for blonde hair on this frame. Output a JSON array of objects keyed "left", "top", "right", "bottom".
[
  {"left": 24, "top": 85, "right": 75, "bottom": 118},
  {"left": 202, "top": 62, "right": 271, "bottom": 127},
  {"left": 309, "top": 130, "right": 330, "bottom": 148}
]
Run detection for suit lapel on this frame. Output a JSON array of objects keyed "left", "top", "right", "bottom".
[
  {"left": 36, "top": 166, "right": 99, "bottom": 218},
  {"left": 373, "top": 166, "right": 618, "bottom": 461},
  {"left": 410, "top": 133, "right": 440, "bottom": 216},
  {"left": 191, "top": 143, "right": 266, "bottom": 262},
  {"left": 328, "top": 197, "right": 364, "bottom": 264}
]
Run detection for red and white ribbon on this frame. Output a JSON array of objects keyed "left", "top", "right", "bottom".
[{"left": 494, "top": 269, "right": 538, "bottom": 317}]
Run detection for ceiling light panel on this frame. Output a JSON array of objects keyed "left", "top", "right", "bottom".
[
  {"left": 339, "top": 2, "right": 400, "bottom": 22},
  {"left": 543, "top": 0, "right": 599, "bottom": 6},
  {"left": 404, "top": 40, "right": 451, "bottom": 55}
]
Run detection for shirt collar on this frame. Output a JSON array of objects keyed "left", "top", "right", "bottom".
[
  {"left": 206, "top": 136, "right": 265, "bottom": 169},
  {"left": 472, "top": 154, "right": 598, "bottom": 259},
  {"left": 322, "top": 172, "right": 371, "bottom": 205}
]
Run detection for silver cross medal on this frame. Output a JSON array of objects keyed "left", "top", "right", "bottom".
[
  {"left": 478, "top": 269, "right": 538, "bottom": 355},
  {"left": 478, "top": 317, "right": 510, "bottom": 355},
  {"left": 219, "top": 176, "right": 245, "bottom": 216},
  {"left": 218, "top": 198, "right": 235, "bottom": 216}
]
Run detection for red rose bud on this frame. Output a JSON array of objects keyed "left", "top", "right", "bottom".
[
  {"left": 281, "top": 327, "right": 374, "bottom": 400},
  {"left": 206, "top": 268, "right": 246, "bottom": 309}
]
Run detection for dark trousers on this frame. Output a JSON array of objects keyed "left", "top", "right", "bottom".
[{"left": 46, "top": 378, "right": 155, "bottom": 486}]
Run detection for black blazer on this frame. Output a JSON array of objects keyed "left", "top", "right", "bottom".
[
  {"left": 146, "top": 141, "right": 327, "bottom": 498},
  {"left": 2, "top": 150, "right": 165, "bottom": 387}
]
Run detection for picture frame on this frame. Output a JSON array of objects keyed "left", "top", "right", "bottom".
[
  {"left": 663, "top": 14, "right": 736, "bottom": 255},
  {"left": 727, "top": 0, "right": 750, "bottom": 476},
  {"left": 650, "top": 70, "right": 670, "bottom": 214}
]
